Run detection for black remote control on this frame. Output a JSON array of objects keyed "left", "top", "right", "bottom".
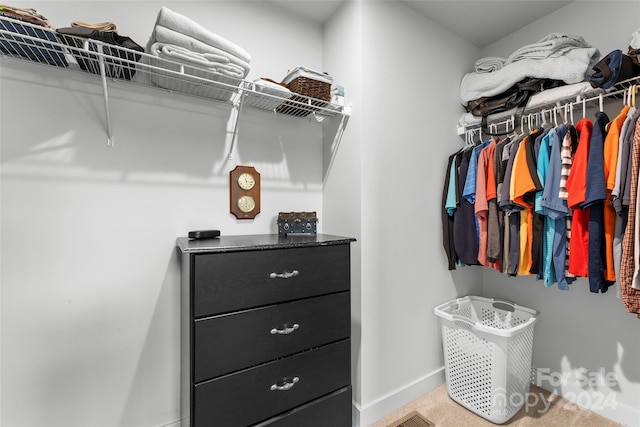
[{"left": 188, "top": 230, "right": 220, "bottom": 239}]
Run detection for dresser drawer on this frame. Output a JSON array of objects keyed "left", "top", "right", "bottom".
[
  {"left": 193, "top": 339, "right": 350, "bottom": 427},
  {"left": 254, "top": 386, "right": 352, "bottom": 427},
  {"left": 194, "top": 292, "right": 350, "bottom": 381},
  {"left": 192, "top": 244, "right": 350, "bottom": 316}
]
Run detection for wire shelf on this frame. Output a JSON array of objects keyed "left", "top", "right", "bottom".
[
  {"left": 0, "top": 14, "right": 347, "bottom": 120},
  {"left": 458, "top": 74, "right": 640, "bottom": 138}
]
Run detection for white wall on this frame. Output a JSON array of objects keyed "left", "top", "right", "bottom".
[
  {"left": 322, "top": 0, "right": 364, "bottom": 416},
  {"left": 0, "top": 2, "right": 335, "bottom": 426},
  {"left": 477, "top": 2, "right": 640, "bottom": 425},
  {"left": 353, "top": 2, "right": 481, "bottom": 425}
]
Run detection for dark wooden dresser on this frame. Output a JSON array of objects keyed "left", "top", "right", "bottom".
[{"left": 177, "top": 234, "right": 355, "bottom": 427}]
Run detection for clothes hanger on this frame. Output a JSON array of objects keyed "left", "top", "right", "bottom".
[
  {"left": 540, "top": 109, "right": 550, "bottom": 129},
  {"left": 582, "top": 97, "right": 587, "bottom": 119},
  {"left": 490, "top": 123, "right": 499, "bottom": 141},
  {"left": 465, "top": 129, "right": 473, "bottom": 148},
  {"left": 569, "top": 102, "right": 575, "bottom": 124},
  {"left": 527, "top": 114, "right": 536, "bottom": 133},
  {"left": 519, "top": 115, "right": 527, "bottom": 136},
  {"left": 598, "top": 93, "right": 604, "bottom": 112},
  {"left": 507, "top": 115, "right": 518, "bottom": 140},
  {"left": 622, "top": 88, "right": 631, "bottom": 107}
]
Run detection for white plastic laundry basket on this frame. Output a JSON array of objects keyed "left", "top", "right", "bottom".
[{"left": 434, "top": 296, "right": 538, "bottom": 424}]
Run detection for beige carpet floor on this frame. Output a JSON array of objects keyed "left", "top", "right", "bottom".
[{"left": 369, "top": 384, "right": 623, "bottom": 427}]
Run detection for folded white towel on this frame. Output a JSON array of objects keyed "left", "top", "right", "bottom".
[
  {"left": 159, "top": 43, "right": 231, "bottom": 65},
  {"left": 152, "top": 25, "right": 250, "bottom": 75},
  {"left": 506, "top": 33, "right": 592, "bottom": 64},
  {"left": 475, "top": 56, "right": 506, "bottom": 73},
  {"left": 460, "top": 47, "right": 599, "bottom": 105},
  {"left": 252, "top": 78, "right": 291, "bottom": 96},
  {"left": 150, "top": 42, "right": 245, "bottom": 78},
  {"left": 153, "top": 6, "right": 251, "bottom": 63}
]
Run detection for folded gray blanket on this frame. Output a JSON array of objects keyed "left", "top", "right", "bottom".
[
  {"left": 506, "top": 33, "right": 592, "bottom": 64},
  {"left": 474, "top": 56, "right": 506, "bottom": 73}
]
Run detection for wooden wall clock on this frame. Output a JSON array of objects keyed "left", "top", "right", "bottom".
[{"left": 229, "top": 165, "right": 261, "bottom": 219}]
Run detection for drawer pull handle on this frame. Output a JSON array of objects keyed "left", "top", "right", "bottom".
[
  {"left": 270, "top": 323, "right": 300, "bottom": 335},
  {"left": 269, "top": 270, "right": 299, "bottom": 279},
  {"left": 270, "top": 377, "right": 299, "bottom": 391}
]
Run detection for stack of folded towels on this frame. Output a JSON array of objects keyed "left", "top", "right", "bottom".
[{"left": 147, "top": 6, "right": 251, "bottom": 100}]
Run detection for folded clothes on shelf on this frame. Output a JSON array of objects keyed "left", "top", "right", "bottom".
[
  {"left": 474, "top": 56, "right": 506, "bottom": 73},
  {"left": 0, "top": 4, "right": 50, "bottom": 27},
  {"left": 0, "top": 5, "right": 68, "bottom": 67},
  {"left": 461, "top": 46, "right": 599, "bottom": 106},
  {"left": 505, "top": 33, "right": 592, "bottom": 64},
  {"left": 241, "top": 78, "right": 292, "bottom": 111},
  {"left": 460, "top": 33, "right": 600, "bottom": 106},
  {"left": 457, "top": 81, "right": 601, "bottom": 128},
  {"left": 56, "top": 23, "right": 144, "bottom": 80},
  {"left": 282, "top": 66, "right": 332, "bottom": 85},
  {"left": 276, "top": 66, "right": 334, "bottom": 116}
]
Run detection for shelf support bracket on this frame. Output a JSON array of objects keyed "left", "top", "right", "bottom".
[
  {"left": 227, "top": 90, "right": 246, "bottom": 160},
  {"left": 96, "top": 47, "right": 115, "bottom": 147}
]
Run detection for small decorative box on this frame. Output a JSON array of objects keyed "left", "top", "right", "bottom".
[{"left": 277, "top": 211, "right": 318, "bottom": 235}]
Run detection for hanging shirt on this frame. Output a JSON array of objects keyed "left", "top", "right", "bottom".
[
  {"left": 613, "top": 108, "right": 639, "bottom": 213},
  {"left": 536, "top": 128, "right": 558, "bottom": 286},
  {"left": 442, "top": 152, "right": 460, "bottom": 270},
  {"left": 542, "top": 125, "right": 572, "bottom": 289},
  {"left": 511, "top": 130, "right": 542, "bottom": 275},
  {"left": 475, "top": 140, "right": 500, "bottom": 270},
  {"left": 566, "top": 118, "right": 593, "bottom": 277},
  {"left": 601, "top": 106, "right": 630, "bottom": 284},
  {"left": 613, "top": 109, "right": 640, "bottom": 290},
  {"left": 567, "top": 118, "right": 593, "bottom": 209},
  {"left": 488, "top": 137, "right": 510, "bottom": 265},
  {"left": 454, "top": 149, "right": 480, "bottom": 265},
  {"left": 463, "top": 140, "right": 491, "bottom": 204},
  {"left": 529, "top": 129, "right": 549, "bottom": 276},
  {"left": 445, "top": 154, "right": 459, "bottom": 216},
  {"left": 619, "top": 118, "right": 640, "bottom": 317},
  {"left": 585, "top": 112, "right": 611, "bottom": 293}
]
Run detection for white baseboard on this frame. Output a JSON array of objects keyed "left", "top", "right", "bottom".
[
  {"left": 352, "top": 367, "right": 445, "bottom": 427},
  {"left": 532, "top": 367, "right": 640, "bottom": 427}
]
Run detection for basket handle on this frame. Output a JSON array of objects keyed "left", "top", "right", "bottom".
[
  {"left": 492, "top": 298, "right": 516, "bottom": 312},
  {"left": 451, "top": 315, "right": 477, "bottom": 330}
]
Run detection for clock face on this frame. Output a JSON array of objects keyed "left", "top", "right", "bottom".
[
  {"left": 237, "top": 195, "right": 256, "bottom": 213},
  {"left": 237, "top": 172, "right": 255, "bottom": 190}
]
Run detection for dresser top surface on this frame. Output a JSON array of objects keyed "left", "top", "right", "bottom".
[{"left": 176, "top": 233, "right": 356, "bottom": 254}]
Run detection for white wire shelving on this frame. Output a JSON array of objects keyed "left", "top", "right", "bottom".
[
  {"left": 457, "top": 74, "right": 640, "bottom": 141},
  {"left": 0, "top": 15, "right": 350, "bottom": 148}
]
